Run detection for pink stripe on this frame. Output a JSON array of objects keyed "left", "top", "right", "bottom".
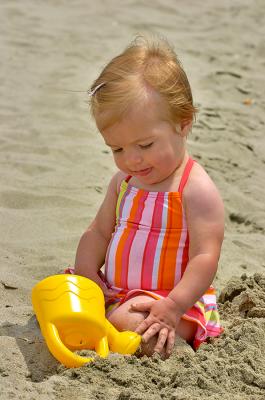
[
  {"left": 127, "top": 193, "right": 157, "bottom": 289},
  {"left": 174, "top": 207, "right": 187, "bottom": 285},
  {"left": 152, "top": 192, "right": 165, "bottom": 227},
  {"left": 178, "top": 158, "right": 194, "bottom": 196},
  {"left": 141, "top": 192, "right": 164, "bottom": 289},
  {"left": 180, "top": 231, "right": 189, "bottom": 277},
  {"left": 207, "top": 324, "right": 222, "bottom": 331},
  {"left": 204, "top": 303, "right": 219, "bottom": 308},
  {"left": 120, "top": 191, "right": 148, "bottom": 288}
]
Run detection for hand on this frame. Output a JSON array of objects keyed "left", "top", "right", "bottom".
[
  {"left": 130, "top": 297, "right": 182, "bottom": 357},
  {"left": 85, "top": 272, "right": 117, "bottom": 299}
]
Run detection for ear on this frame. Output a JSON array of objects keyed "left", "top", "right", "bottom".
[{"left": 179, "top": 120, "right": 193, "bottom": 137}]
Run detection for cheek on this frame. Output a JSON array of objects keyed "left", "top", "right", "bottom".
[
  {"left": 154, "top": 148, "right": 169, "bottom": 164},
  {"left": 113, "top": 154, "right": 124, "bottom": 169},
  {"left": 155, "top": 147, "right": 176, "bottom": 168}
]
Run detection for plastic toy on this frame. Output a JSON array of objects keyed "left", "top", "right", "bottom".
[{"left": 32, "top": 274, "right": 141, "bottom": 368}]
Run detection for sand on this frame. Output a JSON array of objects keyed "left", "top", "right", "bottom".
[{"left": 0, "top": 0, "right": 265, "bottom": 399}]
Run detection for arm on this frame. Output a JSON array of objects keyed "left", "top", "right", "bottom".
[
  {"left": 131, "top": 166, "right": 224, "bottom": 354},
  {"left": 74, "top": 171, "right": 123, "bottom": 293},
  {"left": 168, "top": 169, "right": 224, "bottom": 311}
]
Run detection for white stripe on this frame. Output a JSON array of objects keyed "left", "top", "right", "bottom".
[
  {"left": 127, "top": 193, "right": 157, "bottom": 289},
  {"left": 119, "top": 187, "right": 136, "bottom": 222},
  {"left": 105, "top": 187, "right": 136, "bottom": 285},
  {"left": 202, "top": 294, "right": 217, "bottom": 304},
  {"left": 105, "top": 227, "right": 123, "bottom": 285},
  {"left": 152, "top": 193, "right": 168, "bottom": 289}
]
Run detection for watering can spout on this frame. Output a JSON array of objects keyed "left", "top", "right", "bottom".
[{"left": 106, "top": 320, "right": 141, "bottom": 355}]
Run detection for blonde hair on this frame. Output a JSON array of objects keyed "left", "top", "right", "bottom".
[{"left": 89, "top": 35, "right": 198, "bottom": 129}]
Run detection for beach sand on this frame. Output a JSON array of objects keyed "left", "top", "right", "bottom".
[{"left": 0, "top": 0, "right": 265, "bottom": 398}]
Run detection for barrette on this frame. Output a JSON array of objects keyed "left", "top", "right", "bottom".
[{"left": 87, "top": 82, "right": 106, "bottom": 97}]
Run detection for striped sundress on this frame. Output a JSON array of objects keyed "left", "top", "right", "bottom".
[{"left": 104, "top": 158, "right": 222, "bottom": 349}]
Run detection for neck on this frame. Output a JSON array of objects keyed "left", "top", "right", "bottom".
[{"left": 129, "top": 151, "right": 190, "bottom": 192}]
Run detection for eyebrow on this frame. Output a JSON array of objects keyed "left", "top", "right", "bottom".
[
  {"left": 105, "top": 143, "right": 119, "bottom": 148},
  {"left": 105, "top": 135, "right": 155, "bottom": 147}
]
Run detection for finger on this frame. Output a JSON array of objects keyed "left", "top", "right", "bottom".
[
  {"left": 165, "top": 330, "right": 176, "bottom": 357},
  {"left": 134, "top": 316, "right": 153, "bottom": 335},
  {"left": 103, "top": 289, "right": 117, "bottom": 297},
  {"left": 141, "top": 323, "right": 161, "bottom": 343},
  {"left": 154, "top": 327, "right": 168, "bottom": 354},
  {"left": 130, "top": 302, "right": 153, "bottom": 312}
]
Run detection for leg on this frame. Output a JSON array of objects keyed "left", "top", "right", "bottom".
[
  {"left": 107, "top": 295, "right": 197, "bottom": 358},
  {"left": 107, "top": 295, "right": 149, "bottom": 332}
]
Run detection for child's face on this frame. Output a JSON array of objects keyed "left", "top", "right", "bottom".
[{"left": 100, "top": 94, "right": 190, "bottom": 185}]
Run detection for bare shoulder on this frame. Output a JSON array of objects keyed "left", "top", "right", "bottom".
[
  {"left": 108, "top": 170, "right": 127, "bottom": 195},
  {"left": 183, "top": 162, "right": 224, "bottom": 255},
  {"left": 91, "top": 170, "right": 126, "bottom": 240},
  {"left": 183, "top": 162, "right": 224, "bottom": 219}
]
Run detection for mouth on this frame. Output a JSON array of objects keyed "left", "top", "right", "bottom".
[{"left": 132, "top": 167, "right": 152, "bottom": 176}]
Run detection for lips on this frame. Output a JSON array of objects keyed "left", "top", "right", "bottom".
[{"left": 132, "top": 167, "right": 152, "bottom": 176}]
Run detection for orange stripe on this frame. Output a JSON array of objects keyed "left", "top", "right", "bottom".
[
  {"left": 157, "top": 194, "right": 171, "bottom": 288},
  {"left": 163, "top": 194, "right": 182, "bottom": 288},
  {"left": 158, "top": 193, "right": 173, "bottom": 288},
  {"left": 114, "top": 190, "right": 142, "bottom": 287},
  {"left": 204, "top": 287, "right": 216, "bottom": 295},
  {"left": 158, "top": 193, "right": 183, "bottom": 289}
]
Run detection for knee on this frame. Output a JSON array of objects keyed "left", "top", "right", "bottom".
[
  {"left": 108, "top": 309, "right": 146, "bottom": 333},
  {"left": 108, "top": 312, "right": 164, "bottom": 358}
]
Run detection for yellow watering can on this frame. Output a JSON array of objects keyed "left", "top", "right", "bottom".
[{"left": 32, "top": 274, "right": 141, "bottom": 368}]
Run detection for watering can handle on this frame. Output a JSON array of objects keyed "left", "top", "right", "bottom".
[{"left": 44, "top": 323, "right": 94, "bottom": 368}]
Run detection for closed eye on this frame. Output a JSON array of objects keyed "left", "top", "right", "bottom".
[
  {"left": 112, "top": 148, "right": 123, "bottom": 153},
  {"left": 139, "top": 142, "right": 153, "bottom": 149}
]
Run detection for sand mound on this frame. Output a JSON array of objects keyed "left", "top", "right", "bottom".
[{"left": 54, "top": 274, "right": 265, "bottom": 400}]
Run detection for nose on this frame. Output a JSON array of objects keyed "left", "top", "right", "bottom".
[{"left": 125, "top": 148, "right": 143, "bottom": 169}]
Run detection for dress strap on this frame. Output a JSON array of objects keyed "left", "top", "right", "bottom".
[
  {"left": 178, "top": 158, "right": 195, "bottom": 196},
  {"left": 125, "top": 175, "right": 132, "bottom": 183}
]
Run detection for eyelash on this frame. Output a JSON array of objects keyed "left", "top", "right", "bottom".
[
  {"left": 112, "top": 143, "right": 153, "bottom": 153},
  {"left": 139, "top": 142, "right": 153, "bottom": 149}
]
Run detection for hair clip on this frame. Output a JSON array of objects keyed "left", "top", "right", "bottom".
[{"left": 87, "top": 82, "right": 106, "bottom": 97}]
